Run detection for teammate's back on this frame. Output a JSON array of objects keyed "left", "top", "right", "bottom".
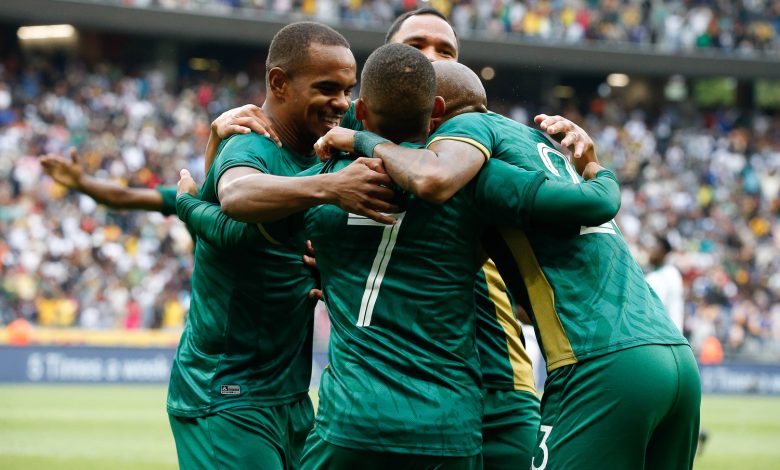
[{"left": 432, "top": 110, "right": 686, "bottom": 369}]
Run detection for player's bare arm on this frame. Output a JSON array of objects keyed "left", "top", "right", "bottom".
[
  {"left": 40, "top": 148, "right": 164, "bottom": 212},
  {"left": 204, "top": 104, "right": 282, "bottom": 173},
  {"left": 218, "top": 160, "right": 399, "bottom": 225},
  {"left": 315, "top": 126, "right": 485, "bottom": 205}
]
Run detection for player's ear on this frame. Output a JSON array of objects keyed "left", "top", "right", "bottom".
[
  {"left": 429, "top": 96, "right": 446, "bottom": 133},
  {"left": 354, "top": 98, "right": 367, "bottom": 121},
  {"left": 431, "top": 96, "right": 446, "bottom": 120},
  {"left": 268, "top": 67, "right": 288, "bottom": 100}
]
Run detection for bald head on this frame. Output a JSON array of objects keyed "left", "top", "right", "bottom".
[{"left": 433, "top": 62, "right": 487, "bottom": 121}]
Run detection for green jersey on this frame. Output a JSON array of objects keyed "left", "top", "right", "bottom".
[
  {"left": 306, "top": 151, "right": 547, "bottom": 456},
  {"left": 339, "top": 102, "right": 361, "bottom": 131},
  {"left": 475, "top": 259, "right": 536, "bottom": 393},
  {"left": 342, "top": 102, "right": 533, "bottom": 392},
  {"left": 157, "top": 186, "right": 178, "bottom": 216},
  {"left": 430, "top": 112, "right": 687, "bottom": 371},
  {"left": 167, "top": 133, "right": 318, "bottom": 417}
]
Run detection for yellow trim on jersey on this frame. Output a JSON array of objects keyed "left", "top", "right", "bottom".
[
  {"left": 482, "top": 259, "right": 536, "bottom": 393},
  {"left": 256, "top": 223, "right": 282, "bottom": 246},
  {"left": 499, "top": 228, "right": 577, "bottom": 371},
  {"left": 426, "top": 136, "right": 491, "bottom": 160}
]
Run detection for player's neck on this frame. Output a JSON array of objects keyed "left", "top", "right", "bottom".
[
  {"left": 262, "top": 102, "right": 315, "bottom": 156},
  {"left": 369, "top": 123, "right": 427, "bottom": 145}
]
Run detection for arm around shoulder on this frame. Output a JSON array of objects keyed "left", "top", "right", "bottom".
[{"left": 530, "top": 168, "right": 621, "bottom": 227}]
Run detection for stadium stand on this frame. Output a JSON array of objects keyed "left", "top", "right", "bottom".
[
  {"left": 0, "top": 3, "right": 778, "bottom": 365},
  {"left": 103, "top": 0, "right": 780, "bottom": 54}
]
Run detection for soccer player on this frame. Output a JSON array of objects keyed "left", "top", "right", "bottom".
[
  {"left": 297, "top": 42, "right": 621, "bottom": 469},
  {"left": 209, "top": 9, "right": 596, "bottom": 468},
  {"left": 328, "top": 60, "right": 700, "bottom": 469},
  {"left": 166, "top": 22, "right": 398, "bottom": 470}
]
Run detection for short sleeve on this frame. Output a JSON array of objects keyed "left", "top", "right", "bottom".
[
  {"left": 426, "top": 112, "right": 495, "bottom": 160},
  {"left": 212, "top": 133, "right": 276, "bottom": 196}
]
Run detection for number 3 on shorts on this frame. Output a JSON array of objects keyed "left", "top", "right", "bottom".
[{"left": 531, "top": 425, "right": 553, "bottom": 470}]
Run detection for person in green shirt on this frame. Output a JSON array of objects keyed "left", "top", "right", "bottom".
[
  {"left": 214, "top": 9, "right": 581, "bottom": 468},
  {"left": 167, "top": 22, "right": 403, "bottom": 470},
  {"left": 319, "top": 59, "right": 700, "bottom": 470},
  {"left": 297, "top": 42, "right": 621, "bottom": 470}
]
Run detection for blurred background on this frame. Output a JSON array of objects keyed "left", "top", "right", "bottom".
[{"left": 0, "top": 1, "right": 778, "bottom": 469}]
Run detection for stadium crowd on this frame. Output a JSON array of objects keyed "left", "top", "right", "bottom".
[
  {"left": 105, "top": 0, "right": 780, "bottom": 54},
  {"left": 0, "top": 52, "right": 778, "bottom": 362}
]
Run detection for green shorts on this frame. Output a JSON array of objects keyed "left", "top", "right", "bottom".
[
  {"left": 531, "top": 344, "right": 701, "bottom": 470},
  {"left": 482, "top": 389, "right": 540, "bottom": 470},
  {"left": 300, "top": 430, "right": 480, "bottom": 470},
  {"left": 168, "top": 395, "right": 314, "bottom": 470}
]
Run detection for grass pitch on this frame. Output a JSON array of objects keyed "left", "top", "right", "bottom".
[{"left": 0, "top": 386, "right": 778, "bottom": 469}]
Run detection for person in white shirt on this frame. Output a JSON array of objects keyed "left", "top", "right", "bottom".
[{"left": 646, "top": 235, "right": 685, "bottom": 334}]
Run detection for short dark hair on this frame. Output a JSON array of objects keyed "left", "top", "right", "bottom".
[
  {"left": 384, "top": 7, "right": 458, "bottom": 47},
  {"left": 360, "top": 43, "right": 436, "bottom": 140},
  {"left": 656, "top": 234, "right": 673, "bottom": 255},
  {"left": 266, "top": 22, "right": 350, "bottom": 77}
]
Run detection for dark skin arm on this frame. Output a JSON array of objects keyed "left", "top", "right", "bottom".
[
  {"left": 314, "top": 127, "right": 485, "bottom": 205},
  {"left": 40, "top": 149, "right": 163, "bottom": 211},
  {"left": 204, "top": 104, "right": 282, "bottom": 174},
  {"left": 218, "top": 158, "right": 400, "bottom": 225},
  {"left": 315, "top": 114, "right": 599, "bottom": 204}
]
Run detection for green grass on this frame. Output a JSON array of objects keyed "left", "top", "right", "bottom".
[
  {"left": 0, "top": 385, "right": 176, "bottom": 469},
  {"left": 0, "top": 386, "right": 778, "bottom": 469},
  {"left": 695, "top": 395, "right": 780, "bottom": 469}
]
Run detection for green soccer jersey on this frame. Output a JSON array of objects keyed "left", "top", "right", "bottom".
[
  {"left": 475, "top": 259, "right": 536, "bottom": 393},
  {"left": 430, "top": 112, "right": 687, "bottom": 371},
  {"left": 157, "top": 186, "right": 178, "bottom": 216},
  {"left": 342, "top": 102, "right": 533, "bottom": 392},
  {"left": 305, "top": 151, "right": 547, "bottom": 456},
  {"left": 339, "top": 101, "right": 360, "bottom": 131},
  {"left": 167, "top": 133, "right": 318, "bottom": 417}
]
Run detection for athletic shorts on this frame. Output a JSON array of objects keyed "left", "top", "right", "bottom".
[
  {"left": 481, "top": 389, "right": 540, "bottom": 470},
  {"left": 168, "top": 395, "right": 314, "bottom": 470},
  {"left": 300, "top": 429, "right": 480, "bottom": 470},
  {"left": 531, "top": 344, "right": 701, "bottom": 470}
]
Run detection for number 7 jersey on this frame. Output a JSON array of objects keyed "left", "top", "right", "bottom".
[
  {"left": 303, "top": 151, "right": 547, "bottom": 456},
  {"left": 429, "top": 112, "right": 687, "bottom": 372}
]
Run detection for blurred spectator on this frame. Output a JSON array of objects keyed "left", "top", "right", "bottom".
[
  {"left": 102, "top": 0, "right": 780, "bottom": 54},
  {"left": 0, "top": 55, "right": 266, "bottom": 331},
  {"left": 646, "top": 234, "right": 685, "bottom": 333},
  {"left": 1, "top": 42, "right": 779, "bottom": 365}
]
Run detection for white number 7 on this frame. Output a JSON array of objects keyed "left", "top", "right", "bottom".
[{"left": 347, "top": 212, "right": 406, "bottom": 327}]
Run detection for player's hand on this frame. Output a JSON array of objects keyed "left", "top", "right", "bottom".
[
  {"left": 314, "top": 127, "right": 357, "bottom": 162},
  {"left": 330, "top": 157, "right": 398, "bottom": 225},
  {"left": 177, "top": 169, "right": 198, "bottom": 197},
  {"left": 582, "top": 162, "right": 605, "bottom": 181},
  {"left": 303, "top": 240, "right": 317, "bottom": 269},
  {"left": 534, "top": 114, "right": 598, "bottom": 175},
  {"left": 211, "top": 104, "right": 282, "bottom": 147},
  {"left": 40, "top": 148, "right": 84, "bottom": 189},
  {"left": 303, "top": 240, "right": 323, "bottom": 300}
]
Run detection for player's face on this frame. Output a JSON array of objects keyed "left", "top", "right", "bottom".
[
  {"left": 288, "top": 44, "right": 356, "bottom": 141},
  {"left": 389, "top": 14, "right": 458, "bottom": 62}
]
